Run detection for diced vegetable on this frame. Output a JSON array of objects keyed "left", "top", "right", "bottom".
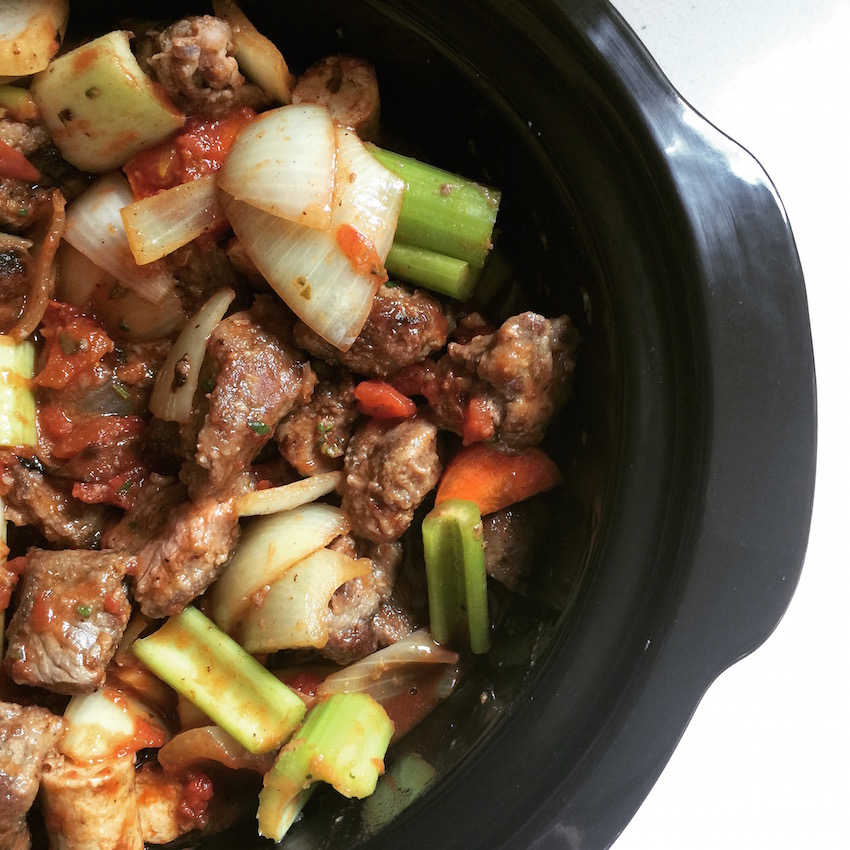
[
  {"left": 123, "top": 107, "right": 256, "bottom": 199},
  {"left": 133, "top": 606, "right": 306, "bottom": 755},
  {"left": 61, "top": 685, "right": 169, "bottom": 763},
  {"left": 0, "top": 336, "right": 36, "bottom": 446},
  {"left": 238, "top": 547, "right": 370, "bottom": 653},
  {"left": 0, "top": 138, "right": 40, "bottom": 182},
  {"left": 370, "top": 146, "right": 501, "bottom": 268},
  {"left": 63, "top": 172, "right": 177, "bottom": 303},
  {"left": 148, "top": 287, "right": 235, "bottom": 423},
  {"left": 422, "top": 498, "right": 490, "bottom": 654},
  {"left": 157, "top": 725, "right": 276, "bottom": 776},
  {"left": 317, "top": 628, "right": 459, "bottom": 702},
  {"left": 213, "top": 0, "right": 295, "bottom": 103},
  {"left": 121, "top": 174, "right": 227, "bottom": 264},
  {"left": 434, "top": 442, "right": 563, "bottom": 516},
  {"left": 361, "top": 752, "right": 436, "bottom": 834},
  {"left": 385, "top": 242, "right": 479, "bottom": 301},
  {"left": 0, "top": 84, "right": 39, "bottom": 121},
  {"left": 220, "top": 125, "right": 405, "bottom": 351},
  {"left": 218, "top": 104, "right": 336, "bottom": 228},
  {"left": 212, "top": 0, "right": 295, "bottom": 103},
  {"left": 31, "top": 29, "right": 185, "bottom": 172},
  {"left": 210, "top": 502, "right": 349, "bottom": 634},
  {"left": 354, "top": 379, "right": 417, "bottom": 420},
  {"left": 0, "top": 0, "right": 68, "bottom": 79},
  {"left": 257, "top": 693, "right": 393, "bottom": 841},
  {"left": 55, "top": 242, "right": 110, "bottom": 307},
  {"left": 234, "top": 470, "right": 342, "bottom": 517}
]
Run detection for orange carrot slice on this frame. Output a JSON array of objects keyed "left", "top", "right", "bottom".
[{"left": 434, "top": 442, "right": 562, "bottom": 516}]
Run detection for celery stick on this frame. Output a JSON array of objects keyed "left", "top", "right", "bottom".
[
  {"left": 385, "top": 242, "right": 480, "bottom": 302},
  {"left": 258, "top": 693, "right": 394, "bottom": 841},
  {"left": 422, "top": 499, "right": 490, "bottom": 654},
  {"left": 0, "top": 336, "right": 36, "bottom": 447},
  {"left": 361, "top": 752, "right": 436, "bottom": 834},
  {"left": 370, "top": 147, "right": 500, "bottom": 268},
  {"left": 133, "top": 606, "right": 305, "bottom": 755}
]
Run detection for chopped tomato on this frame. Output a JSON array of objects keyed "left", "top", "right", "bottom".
[
  {"left": 72, "top": 464, "right": 146, "bottom": 510},
  {"left": 35, "top": 301, "right": 115, "bottom": 390},
  {"left": 178, "top": 770, "right": 214, "bottom": 831},
  {"left": 434, "top": 442, "right": 563, "bottom": 516},
  {"left": 354, "top": 379, "right": 418, "bottom": 420},
  {"left": 124, "top": 107, "right": 257, "bottom": 199},
  {"left": 0, "top": 138, "right": 40, "bottom": 182},
  {"left": 336, "top": 224, "right": 388, "bottom": 282}
]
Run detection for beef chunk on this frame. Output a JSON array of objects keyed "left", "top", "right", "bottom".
[
  {"left": 482, "top": 501, "right": 547, "bottom": 594},
  {"left": 0, "top": 179, "right": 53, "bottom": 233},
  {"left": 419, "top": 311, "right": 579, "bottom": 449},
  {"left": 4, "top": 550, "right": 133, "bottom": 695},
  {"left": 131, "top": 496, "right": 239, "bottom": 619},
  {"left": 341, "top": 418, "right": 441, "bottom": 543},
  {"left": 323, "top": 539, "right": 414, "bottom": 663},
  {"left": 275, "top": 370, "right": 358, "bottom": 476},
  {"left": 0, "top": 455, "right": 109, "bottom": 549},
  {"left": 292, "top": 55, "right": 381, "bottom": 142},
  {"left": 0, "top": 244, "right": 28, "bottom": 333},
  {"left": 144, "top": 16, "right": 270, "bottom": 117},
  {"left": 0, "top": 700, "right": 64, "bottom": 850},
  {"left": 187, "top": 299, "right": 315, "bottom": 497},
  {"left": 293, "top": 282, "right": 450, "bottom": 378},
  {"left": 103, "top": 474, "right": 186, "bottom": 553}
]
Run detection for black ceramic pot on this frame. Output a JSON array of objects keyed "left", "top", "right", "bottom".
[{"left": 67, "top": 1, "right": 817, "bottom": 848}]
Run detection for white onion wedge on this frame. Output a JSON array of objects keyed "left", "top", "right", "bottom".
[
  {"left": 217, "top": 104, "right": 335, "bottom": 228},
  {"left": 61, "top": 685, "right": 169, "bottom": 763},
  {"left": 238, "top": 548, "right": 370, "bottom": 653},
  {"left": 148, "top": 287, "right": 235, "bottom": 423},
  {"left": 64, "top": 172, "right": 177, "bottom": 303},
  {"left": 210, "top": 503, "right": 349, "bottom": 635},
  {"left": 220, "top": 128, "right": 404, "bottom": 351},
  {"left": 212, "top": 0, "right": 294, "bottom": 104},
  {"left": 121, "top": 175, "right": 226, "bottom": 265},
  {"left": 55, "top": 242, "right": 110, "bottom": 307},
  {"left": 235, "top": 471, "right": 343, "bottom": 517},
  {"left": 92, "top": 280, "right": 186, "bottom": 343},
  {"left": 316, "top": 629, "right": 459, "bottom": 702}
]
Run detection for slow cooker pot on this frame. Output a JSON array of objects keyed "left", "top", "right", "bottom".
[{"left": 66, "top": 1, "right": 818, "bottom": 848}]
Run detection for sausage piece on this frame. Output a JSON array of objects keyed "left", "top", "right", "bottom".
[{"left": 292, "top": 55, "right": 381, "bottom": 141}]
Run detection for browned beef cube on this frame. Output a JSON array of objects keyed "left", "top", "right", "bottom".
[
  {"left": 4, "top": 550, "right": 133, "bottom": 695},
  {"left": 0, "top": 700, "right": 64, "bottom": 850}
]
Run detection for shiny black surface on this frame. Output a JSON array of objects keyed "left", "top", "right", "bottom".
[{"left": 69, "top": 1, "right": 816, "bottom": 848}]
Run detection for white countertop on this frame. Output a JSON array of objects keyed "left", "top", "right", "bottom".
[{"left": 607, "top": 1, "right": 848, "bottom": 848}]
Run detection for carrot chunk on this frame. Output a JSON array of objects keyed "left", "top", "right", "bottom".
[
  {"left": 434, "top": 442, "right": 562, "bottom": 516},
  {"left": 354, "top": 379, "right": 417, "bottom": 420}
]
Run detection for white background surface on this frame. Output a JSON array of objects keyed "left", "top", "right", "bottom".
[{"left": 607, "top": 1, "right": 849, "bottom": 848}]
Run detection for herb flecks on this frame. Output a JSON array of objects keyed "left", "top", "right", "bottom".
[{"left": 248, "top": 420, "right": 271, "bottom": 436}]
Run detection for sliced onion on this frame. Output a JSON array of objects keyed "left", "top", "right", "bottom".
[
  {"left": 64, "top": 172, "right": 177, "bottom": 303},
  {"left": 317, "top": 630, "right": 459, "bottom": 701},
  {"left": 121, "top": 175, "right": 226, "bottom": 265},
  {"left": 148, "top": 287, "right": 235, "bottom": 423},
  {"left": 158, "top": 725, "right": 276, "bottom": 775},
  {"left": 235, "top": 471, "right": 342, "bottom": 517},
  {"left": 238, "top": 547, "right": 370, "bottom": 653},
  {"left": 55, "top": 242, "right": 111, "bottom": 306},
  {"left": 61, "top": 685, "right": 170, "bottom": 763},
  {"left": 331, "top": 126, "right": 405, "bottom": 260},
  {"left": 212, "top": 0, "right": 294, "bottom": 103},
  {"left": 210, "top": 502, "right": 349, "bottom": 635},
  {"left": 91, "top": 278, "right": 186, "bottom": 342},
  {"left": 217, "top": 104, "right": 335, "bottom": 228}
]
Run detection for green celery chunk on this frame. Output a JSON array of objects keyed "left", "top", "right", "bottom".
[
  {"left": 0, "top": 336, "right": 36, "bottom": 447},
  {"left": 370, "top": 146, "right": 501, "bottom": 268},
  {"left": 361, "top": 752, "right": 436, "bottom": 834},
  {"left": 422, "top": 498, "right": 490, "bottom": 654},
  {"left": 258, "top": 693, "right": 394, "bottom": 841},
  {"left": 133, "top": 606, "right": 305, "bottom": 754},
  {"left": 385, "top": 242, "right": 480, "bottom": 302}
]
